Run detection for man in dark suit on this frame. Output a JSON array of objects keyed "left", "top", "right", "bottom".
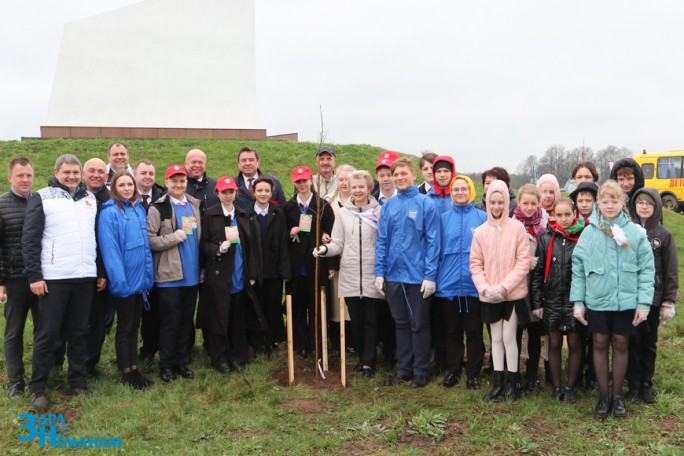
[{"left": 234, "top": 147, "right": 287, "bottom": 211}]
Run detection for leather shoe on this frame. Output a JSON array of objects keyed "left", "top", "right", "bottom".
[
  {"left": 639, "top": 385, "right": 656, "bottom": 404},
  {"left": 216, "top": 362, "right": 231, "bottom": 375},
  {"left": 442, "top": 372, "right": 460, "bottom": 388},
  {"left": 160, "top": 368, "right": 176, "bottom": 382},
  {"left": 594, "top": 396, "right": 611, "bottom": 419},
  {"left": 466, "top": 377, "right": 480, "bottom": 390},
  {"left": 384, "top": 374, "right": 412, "bottom": 386},
  {"left": 612, "top": 395, "right": 627, "bottom": 418},
  {"left": 411, "top": 375, "right": 428, "bottom": 388},
  {"left": 175, "top": 366, "right": 194, "bottom": 379},
  {"left": 70, "top": 388, "right": 92, "bottom": 397},
  {"left": 8, "top": 382, "right": 25, "bottom": 399},
  {"left": 362, "top": 367, "right": 374, "bottom": 379},
  {"left": 30, "top": 393, "right": 49, "bottom": 411}
]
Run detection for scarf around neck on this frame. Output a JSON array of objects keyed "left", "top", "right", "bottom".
[
  {"left": 513, "top": 206, "right": 545, "bottom": 240},
  {"left": 543, "top": 218, "right": 584, "bottom": 283}
]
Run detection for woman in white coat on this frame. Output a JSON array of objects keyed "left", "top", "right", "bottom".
[{"left": 315, "top": 170, "right": 383, "bottom": 378}]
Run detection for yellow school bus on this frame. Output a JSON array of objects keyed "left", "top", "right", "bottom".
[{"left": 633, "top": 150, "right": 684, "bottom": 211}]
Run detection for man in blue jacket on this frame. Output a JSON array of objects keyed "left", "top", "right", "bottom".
[{"left": 375, "top": 157, "right": 440, "bottom": 388}]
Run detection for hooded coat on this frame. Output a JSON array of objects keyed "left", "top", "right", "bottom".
[
  {"left": 632, "top": 188, "right": 679, "bottom": 306},
  {"left": 436, "top": 175, "right": 486, "bottom": 299},
  {"left": 427, "top": 156, "right": 456, "bottom": 213},
  {"left": 470, "top": 180, "right": 530, "bottom": 303},
  {"left": 609, "top": 158, "right": 645, "bottom": 220},
  {"left": 98, "top": 198, "right": 154, "bottom": 298},
  {"left": 569, "top": 203, "right": 654, "bottom": 312},
  {"left": 325, "top": 197, "right": 383, "bottom": 299}
]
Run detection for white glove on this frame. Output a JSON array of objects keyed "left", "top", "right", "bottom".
[
  {"left": 483, "top": 287, "right": 501, "bottom": 303},
  {"left": 660, "top": 303, "right": 675, "bottom": 321},
  {"left": 420, "top": 280, "right": 436, "bottom": 299},
  {"left": 530, "top": 256, "right": 539, "bottom": 270},
  {"left": 312, "top": 245, "right": 328, "bottom": 258},
  {"left": 573, "top": 306, "right": 588, "bottom": 326},
  {"left": 174, "top": 229, "right": 187, "bottom": 243},
  {"left": 375, "top": 277, "right": 385, "bottom": 293},
  {"left": 633, "top": 308, "right": 650, "bottom": 326},
  {"left": 219, "top": 240, "right": 230, "bottom": 254}
]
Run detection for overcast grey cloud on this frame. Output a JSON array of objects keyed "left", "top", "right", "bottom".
[{"left": 2, "top": 0, "right": 683, "bottom": 171}]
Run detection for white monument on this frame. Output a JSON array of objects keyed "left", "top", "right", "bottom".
[{"left": 43, "top": 0, "right": 264, "bottom": 139}]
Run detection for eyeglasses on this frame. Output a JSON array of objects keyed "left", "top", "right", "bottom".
[{"left": 635, "top": 200, "right": 654, "bottom": 207}]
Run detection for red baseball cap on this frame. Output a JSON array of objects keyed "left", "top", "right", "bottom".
[
  {"left": 215, "top": 176, "right": 238, "bottom": 192},
  {"left": 375, "top": 151, "right": 399, "bottom": 170},
  {"left": 165, "top": 164, "right": 188, "bottom": 179},
  {"left": 291, "top": 165, "right": 313, "bottom": 183}
]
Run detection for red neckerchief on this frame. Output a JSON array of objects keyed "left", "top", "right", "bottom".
[{"left": 543, "top": 218, "right": 582, "bottom": 283}]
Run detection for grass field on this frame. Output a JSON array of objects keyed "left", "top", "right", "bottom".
[{"left": 0, "top": 139, "right": 681, "bottom": 455}]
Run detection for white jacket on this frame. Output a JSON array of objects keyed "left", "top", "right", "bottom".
[
  {"left": 37, "top": 186, "right": 98, "bottom": 280},
  {"left": 325, "top": 198, "right": 383, "bottom": 299}
]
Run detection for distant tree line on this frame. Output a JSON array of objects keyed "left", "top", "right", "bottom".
[{"left": 515, "top": 145, "right": 633, "bottom": 187}]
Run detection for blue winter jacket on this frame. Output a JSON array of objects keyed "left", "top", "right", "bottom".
[
  {"left": 427, "top": 188, "right": 455, "bottom": 214},
  {"left": 98, "top": 198, "right": 154, "bottom": 298},
  {"left": 375, "top": 185, "right": 440, "bottom": 284},
  {"left": 436, "top": 202, "right": 487, "bottom": 298},
  {"left": 570, "top": 204, "right": 654, "bottom": 312}
]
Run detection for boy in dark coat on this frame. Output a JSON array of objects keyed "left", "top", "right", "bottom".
[{"left": 626, "top": 188, "right": 679, "bottom": 403}]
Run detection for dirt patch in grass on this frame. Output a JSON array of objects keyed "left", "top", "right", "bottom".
[
  {"left": 270, "top": 345, "right": 352, "bottom": 391},
  {"left": 281, "top": 399, "right": 337, "bottom": 415},
  {"left": 50, "top": 405, "right": 80, "bottom": 432}
]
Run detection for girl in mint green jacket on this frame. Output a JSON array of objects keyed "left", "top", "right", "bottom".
[{"left": 570, "top": 180, "right": 654, "bottom": 420}]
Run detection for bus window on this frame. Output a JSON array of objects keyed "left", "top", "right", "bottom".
[
  {"left": 642, "top": 163, "right": 654, "bottom": 179},
  {"left": 657, "top": 157, "right": 683, "bottom": 179}
]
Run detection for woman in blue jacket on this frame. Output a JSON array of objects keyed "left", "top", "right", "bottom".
[
  {"left": 435, "top": 175, "right": 487, "bottom": 389},
  {"left": 570, "top": 180, "right": 654, "bottom": 419},
  {"left": 99, "top": 172, "right": 154, "bottom": 390}
]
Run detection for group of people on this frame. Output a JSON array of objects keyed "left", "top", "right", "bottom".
[{"left": 0, "top": 145, "right": 677, "bottom": 420}]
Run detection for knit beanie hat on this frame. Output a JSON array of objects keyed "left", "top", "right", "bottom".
[{"left": 433, "top": 161, "right": 453, "bottom": 173}]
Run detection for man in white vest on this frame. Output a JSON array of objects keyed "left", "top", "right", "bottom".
[{"left": 23, "top": 154, "right": 106, "bottom": 411}]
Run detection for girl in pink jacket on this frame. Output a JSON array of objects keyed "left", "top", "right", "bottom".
[{"left": 470, "top": 180, "right": 531, "bottom": 402}]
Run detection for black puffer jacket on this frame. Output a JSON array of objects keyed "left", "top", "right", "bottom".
[
  {"left": 0, "top": 191, "right": 30, "bottom": 283},
  {"left": 633, "top": 188, "right": 679, "bottom": 305},
  {"left": 531, "top": 225, "right": 579, "bottom": 332}
]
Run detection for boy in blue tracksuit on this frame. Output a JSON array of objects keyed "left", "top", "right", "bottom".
[
  {"left": 375, "top": 157, "right": 440, "bottom": 388},
  {"left": 426, "top": 155, "right": 456, "bottom": 373},
  {"left": 435, "top": 175, "right": 487, "bottom": 389}
]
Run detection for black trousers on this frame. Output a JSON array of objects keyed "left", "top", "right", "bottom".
[
  {"left": 85, "top": 288, "right": 115, "bottom": 369},
  {"left": 431, "top": 297, "right": 447, "bottom": 370},
  {"left": 208, "top": 292, "right": 247, "bottom": 366},
  {"left": 29, "top": 280, "right": 95, "bottom": 394},
  {"left": 139, "top": 288, "right": 160, "bottom": 360},
  {"left": 346, "top": 296, "right": 381, "bottom": 368},
  {"left": 290, "top": 274, "right": 317, "bottom": 353},
  {"left": 439, "top": 296, "right": 484, "bottom": 379},
  {"left": 3, "top": 278, "right": 39, "bottom": 385},
  {"left": 627, "top": 305, "right": 661, "bottom": 388},
  {"left": 114, "top": 294, "right": 144, "bottom": 370},
  {"left": 377, "top": 299, "right": 396, "bottom": 363},
  {"left": 386, "top": 282, "right": 432, "bottom": 378},
  {"left": 157, "top": 286, "right": 197, "bottom": 370}
]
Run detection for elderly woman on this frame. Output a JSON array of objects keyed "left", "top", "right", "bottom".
[{"left": 315, "top": 170, "right": 382, "bottom": 378}]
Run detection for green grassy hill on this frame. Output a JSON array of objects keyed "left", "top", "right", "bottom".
[{"left": 0, "top": 139, "right": 393, "bottom": 196}]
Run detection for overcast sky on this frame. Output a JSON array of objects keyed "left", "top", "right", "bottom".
[{"left": 2, "top": 1, "right": 683, "bottom": 172}]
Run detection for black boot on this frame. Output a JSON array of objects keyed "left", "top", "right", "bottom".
[
  {"left": 484, "top": 371, "right": 504, "bottom": 402},
  {"left": 132, "top": 369, "right": 154, "bottom": 389},
  {"left": 498, "top": 372, "right": 523, "bottom": 402}
]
